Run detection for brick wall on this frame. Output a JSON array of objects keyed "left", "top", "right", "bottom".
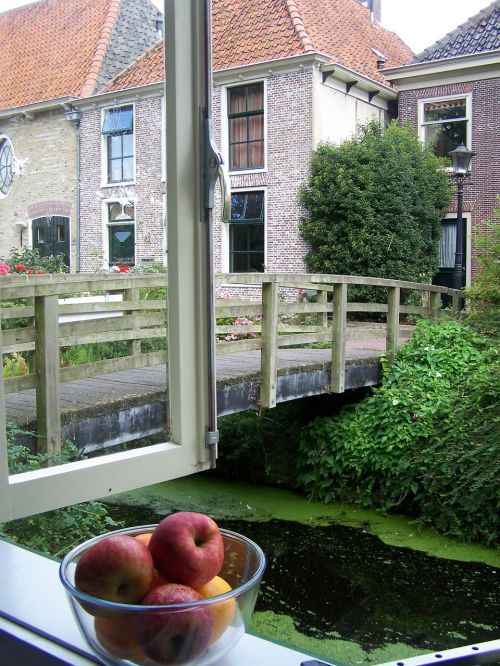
[
  {"left": 79, "top": 96, "right": 165, "bottom": 271},
  {"left": 399, "top": 78, "right": 500, "bottom": 279},
  {"left": 0, "top": 110, "right": 77, "bottom": 265},
  {"left": 213, "top": 67, "right": 314, "bottom": 282}
]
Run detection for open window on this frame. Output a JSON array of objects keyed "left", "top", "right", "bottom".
[{"left": 0, "top": 0, "right": 217, "bottom": 522}]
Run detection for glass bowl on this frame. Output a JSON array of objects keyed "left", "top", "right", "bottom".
[{"left": 59, "top": 524, "right": 266, "bottom": 665}]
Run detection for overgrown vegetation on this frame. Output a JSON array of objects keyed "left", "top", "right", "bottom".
[
  {"left": 296, "top": 318, "right": 499, "bottom": 544},
  {"left": 299, "top": 121, "right": 452, "bottom": 302},
  {"left": 0, "top": 424, "right": 123, "bottom": 557}
]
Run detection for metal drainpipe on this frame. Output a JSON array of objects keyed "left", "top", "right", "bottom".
[{"left": 65, "top": 107, "right": 82, "bottom": 272}]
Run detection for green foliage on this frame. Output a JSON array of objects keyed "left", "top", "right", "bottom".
[
  {"left": 297, "top": 319, "right": 499, "bottom": 544},
  {"left": 60, "top": 341, "right": 128, "bottom": 366},
  {"left": 464, "top": 204, "right": 500, "bottom": 338},
  {"left": 299, "top": 121, "right": 452, "bottom": 302},
  {"left": 0, "top": 425, "right": 123, "bottom": 557},
  {"left": 2, "top": 246, "right": 68, "bottom": 274}
]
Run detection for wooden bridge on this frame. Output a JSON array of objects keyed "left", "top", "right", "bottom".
[{"left": 0, "top": 272, "right": 458, "bottom": 454}]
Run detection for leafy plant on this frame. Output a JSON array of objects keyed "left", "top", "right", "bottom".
[
  {"left": 296, "top": 318, "right": 499, "bottom": 544},
  {"left": 1, "top": 246, "right": 68, "bottom": 274},
  {"left": 299, "top": 121, "right": 452, "bottom": 303},
  {"left": 0, "top": 425, "right": 123, "bottom": 557}
]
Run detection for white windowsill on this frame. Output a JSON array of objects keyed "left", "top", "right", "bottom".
[{"left": 0, "top": 539, "right": 331, "bottom": 666}]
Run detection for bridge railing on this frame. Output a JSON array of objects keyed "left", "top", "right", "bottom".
[
  {"left": 0, "top": 272, "right": 459, "bottom": 452},
  {"left": 215, "top": 273, "right": 460, "bottom": 409}
]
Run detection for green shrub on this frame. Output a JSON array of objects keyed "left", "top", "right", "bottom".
[
  {"left": 0, "top": 425, "right": 123, "bottom": 557},
  {"left": 299, "top": 121, "right": 452, "bottom": 303},
  {"left": 297, "top": 319, "right": 499, "bottom": 543},
  {"left": 1, "top": 246, "right": 68, "bottom": 274}
]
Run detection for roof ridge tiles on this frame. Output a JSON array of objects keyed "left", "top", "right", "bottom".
[
  {"left": 80, "top": 0, "right": 122, "bottom": 98},
  {"left": 284, "top": 0, "right": 315, "bottom": 53}
]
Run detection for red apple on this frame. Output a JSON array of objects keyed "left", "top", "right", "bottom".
[
  {"left": 149, "top": 512, "right": 224, "bottom": 588},
  {"left": 137, "top": 583, "right": 213, "bottom": 664},
  {"left": 75, "top": 534, "right": 154, "bottom": 607}
]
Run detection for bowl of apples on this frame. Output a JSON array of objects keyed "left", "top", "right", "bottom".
[{"left": 59, "top": 512, "right": 266, "bottom": 665}]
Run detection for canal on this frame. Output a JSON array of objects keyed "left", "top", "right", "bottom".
[{"left": 104, "top": 473, "right": 499, "bottom": 665}]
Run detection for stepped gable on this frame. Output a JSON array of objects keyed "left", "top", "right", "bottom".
[{"left": 411, "top": 0, "right": 500, "bottom": 63}]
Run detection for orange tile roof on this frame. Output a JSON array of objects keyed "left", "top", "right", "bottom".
[
  {"left": 104, "top": 41, "right": 164, "bottom": 93},
  {"left": 103, "top": 0, "right": 413, "bottom": 95},
  {"left": 0, "top": 0, "right": 120, "bottom": 111}
]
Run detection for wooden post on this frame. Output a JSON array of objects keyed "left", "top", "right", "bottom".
[
  {"left": 331, "top": 283, "right": 347, "bottom": 393},
  {"left": 430, "top": 291, "right": 441, "bottom": 323},
  {"left": 386, "top": 286, "right": 400, "bottom": 366},
  {"left": 260, "top": 280, "right": 279, "bottom": 409},
  {"left": 34, "top": 294, "right": 61, "bottom": 457},
  {"left": 124, "top": 288, "right": 141, "bottom": 357},
  {"left": 318, "top": 288, "right": 328, "bottom": 328},
  {"left": 452, "top": 291, "right": 460, "bottom": 313}
]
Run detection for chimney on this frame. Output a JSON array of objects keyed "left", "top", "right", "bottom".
[{"left": 358, "top": 0, "right": 382, "bottom": 24}]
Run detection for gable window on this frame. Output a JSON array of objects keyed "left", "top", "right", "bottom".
[
  {"left": 0, "top": 135, "right": 14, "bottom": 197},
  {"left": 228, "top": 83, "right": 264, "bottom": 170},
  {"left": 102, "top": 105, "right": 134, "bottom": 183},
  {"left": 421, "top": 97, "right": 469, "bottom": 158},
  {"left": 229, "top": 190, "right": 264, "bottom": 272},
  {"left": 107, "top": 201, "right": 135, "bottom": 266}
]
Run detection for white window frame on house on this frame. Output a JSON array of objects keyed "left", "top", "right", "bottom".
[
  {"left": 102, "top": 198, "right": 137, "bottom": 269},
  {"left": 418, "top": 93, "right": 472, "bottom": 163},
  {"left": 100, "top": 102, "right": 136, "bottom": 187},
  {"left": 222, "top": 187, "right": 267, "bottom": 273},
  {"left": 221, "top": 78, "right": 267, "bottom": 175},
  {"left": 0, "top": 0, "right": 214, "bottom": 522}
]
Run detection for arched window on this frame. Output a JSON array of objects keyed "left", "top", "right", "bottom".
[{"left": 0, "top": 135, "right": 15, "bottom": 197}]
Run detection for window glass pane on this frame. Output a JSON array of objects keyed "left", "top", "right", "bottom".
[
  {"left": 424, "top": 99, "right": 466, "bottom": 122},
  {"left": 102, "top": 106, "right": 133, "bottom": 134},
  {"left": 230, "top": 117, "right": 246, "bottom": 143},
  {"left": 110, "top": 160, "right": 122, "bottom": 182},
  {"left": 123, "top": 203, "right": 135, "bottom": 220},
  {"left": 109, "top": 135, "right": 123, "bottom": 158},
  {"left": 231, "top": 252, "right": 248, "bottom": 272},
  {"left": 247, "top": 83, "right": 263, "bottom": 111},
  {"left": 248, "top": 251, "right": 264, "bottom": 272},
  {"left": 425, "top": 121, "right": 467, "bottom": 158},
  {"left": 230, "top": 224, "right": 247, "bottom": 251},
  {"left": 109, "top": 224, "right": 135, "bottom": 265},
  {"left": 229, "top": 87, "right": 246, "bottom": 114},
  {"left": 122, "top": 133, "right": 134, "bottom": 156},
  {"left": 230, "top": 143, "right": 246, "bottom": 170},
  {"left": 0, "top": 138, "right": 14, "bottom": 195},
  {"left": 249, "top": 223, "right": 264, "bottom": 251},
  {"left": 108, "top": 202, "right": 122, "bottom": 221},
  {"left": 439, "top": 221, "right": 457, "bottom": 268},
  {"left": 122, "top": 157, "right": 134, "bottom": 182},
  {"left": 245, "top": 191, "right": 264, "bottom": 220},
  {"left": 230, "top": 193, "right": 246, "bottom": 220},
  {"left": 56, "top": 225, "right": 66, "bottom": 242},
  {"left": 248, "top": 114, "right": 263, "bottom": 141},
  {"left": 249, "top": 140, "right": 264, "bottom": 168}
]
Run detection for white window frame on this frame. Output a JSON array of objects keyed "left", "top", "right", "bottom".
[
  {"left": 222, "top": 186, "right": 267, "bottom": 273},
  {"left": 418, "top": 93, "right": 472, "bottom": 163},
  {"left": 0, "top": 0, "right": 213, "bottom": 522},
  {"left": 100, "top": 102, "right": 137, "bottom": 188},
  {"left": 102, "top": 197, "right": 137, "bottom": 269},
  {"left": 221, "top": 78, "right": 267, "bottom": 175}
]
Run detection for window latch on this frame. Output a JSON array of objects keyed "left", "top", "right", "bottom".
[{"left": 201, "top": 113, "right": 231, "bottom": 223}]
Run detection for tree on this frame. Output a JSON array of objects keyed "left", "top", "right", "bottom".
[{"left": 299, "top": 121, "right": 452, "bottom": 301}]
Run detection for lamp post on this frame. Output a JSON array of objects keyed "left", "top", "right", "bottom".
[{"left": 448, "top": 144, "right": 476, "bottom": 294}]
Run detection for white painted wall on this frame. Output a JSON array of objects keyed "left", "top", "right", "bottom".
[{"left": 312, "top": 68, "right": 388, "bottom": 147}]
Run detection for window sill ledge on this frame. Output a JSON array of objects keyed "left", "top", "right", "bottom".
[{"left": 0, "top": 538, "right": 324, "bottom": 665}]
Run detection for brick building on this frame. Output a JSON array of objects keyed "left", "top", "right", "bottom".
[
  {"left": 385, "top": 0, "right": 500, "bottom": 287},
  {"left": 76, "top": 0, "right": 412, "bottom": 274},
  {"left": 0, "top": 0, "right": 161, "bottom": 270}
]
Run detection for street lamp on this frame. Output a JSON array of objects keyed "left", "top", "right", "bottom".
[{"left": 448, "top": 143, "right": 476, "bottom": 294}]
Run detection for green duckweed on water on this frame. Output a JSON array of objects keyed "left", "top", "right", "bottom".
[{"left": 104, "top": 472, "right": 499, "bottom": 665}]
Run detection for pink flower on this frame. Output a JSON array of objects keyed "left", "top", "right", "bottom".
[
  {"left": 411, "top": 413, "right": 418, "bottom": 421},
  {"left": 36, "top": 271, "right": 43, "bottom": 275},
  {"left": 15, "top": 263, "right": 26, "bottom": 272},
  {"left": 28, "top": 269, "right": 34, "bottom": 274},
  {"left": 0, "top": 262, "right": 10, "bottom": 275},
  {"left": 119, "top": 265, "right": 130, "bottom": 273}
]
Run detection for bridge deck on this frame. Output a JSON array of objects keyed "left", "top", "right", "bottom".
[{"left": 6, "top": 338, "right": 387, "bottom": 449}]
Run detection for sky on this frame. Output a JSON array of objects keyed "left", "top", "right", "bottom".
[{"left": 0, "top": 0, "right": 492, "bottom": 54}]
